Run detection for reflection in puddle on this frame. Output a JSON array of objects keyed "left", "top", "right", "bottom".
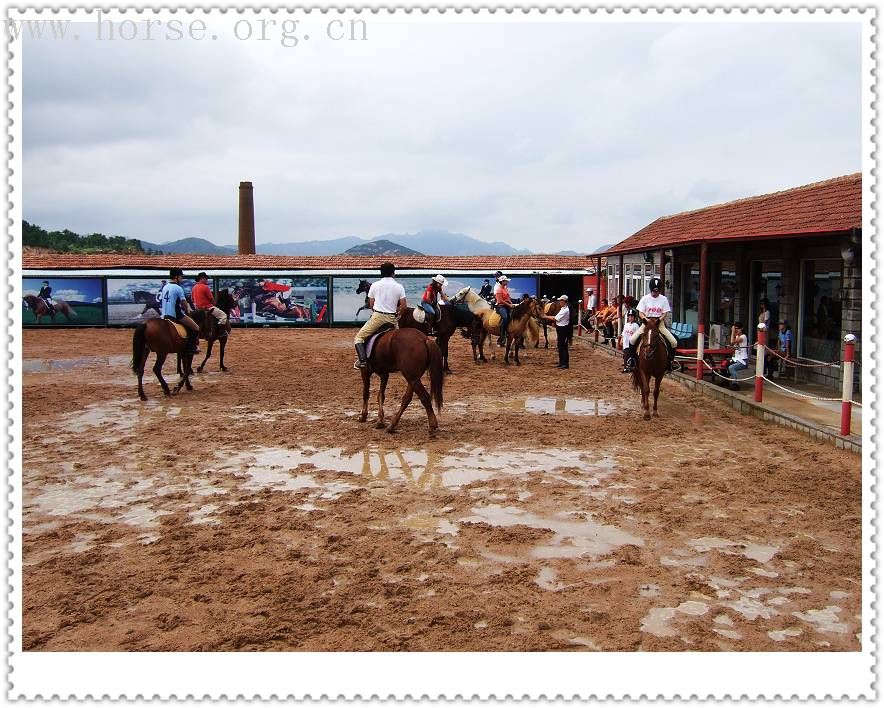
[{"left": 467, "top": 397, "right": 622, "bottom": 416}]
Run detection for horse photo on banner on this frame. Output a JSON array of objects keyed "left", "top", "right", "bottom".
[
  {"left": 218, "top": 277, "right": 328, "bottom": 325},
  {"left": 22, "top": 277, "right": 104, "bottom": 326},
  {"left": 106, "top": 277, "right": 196, "bottom": 326}
]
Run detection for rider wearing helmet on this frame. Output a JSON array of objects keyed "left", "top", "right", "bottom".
[
  {"left": 159, "top": 268, "right": 200, "bottom": 355},
  {"left": 629, "top": 277, "right": 678, "bottom": 370},
  {"left": 620, "top": 308, "right": 641, "bottom": 373}
]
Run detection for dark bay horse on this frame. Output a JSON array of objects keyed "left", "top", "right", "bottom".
[
  {"left": 190, "top": 289, "right": 236, "bottom": 373},
  {"left": 354, "top": 279, "right": 372, "bottom": 319},
  {"left": 23, "top": 295, "right": 76, "bottom": 324},
  {"left": 631, "top": 317, "right": 669, "bottom": 420},
  {"left": 132, "top": 318, "right": 195, "bottom": 400},
  {"left": 133, "top": 290, "right": 161, "bottom": 317},
  {"left": 359, "top": 327, "right": 444, "bottom": 434},
  {"left": 399, "top": 303, "right": 481, "bottom": 374}
]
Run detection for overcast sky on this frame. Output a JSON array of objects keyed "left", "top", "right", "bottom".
[{"left": 22, "top": 17, "right": 862, "bottom": 252}]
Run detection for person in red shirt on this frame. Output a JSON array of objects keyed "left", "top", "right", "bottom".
[
  {"left": 191, "top": 272, "right": 229, "bottom": 335},
  {"left": 420, "top": 274, "right": 448, "bottom": 334},
  {"left": 495, "top": 275, "right": 514, "bottom": 346}
]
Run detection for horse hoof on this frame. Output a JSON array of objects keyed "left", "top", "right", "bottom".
[
  {"left": 386, "top": 426, "right": 397, "bottom": 434},
  {"left": 374, "top": 422, "right": 386, "bottom": 429},
  {"left": 643, "top": 413, "right": 651, "bottom": 421},
  {"left": 197, "top": 366, "right": 204, "bottom": 373},
  {"left": 652, "top": 412, "right": 659, "bottom": 417},
  {"left": 139, "top": 395, "right": 147, "bottom": 402},
  {"left": 221, "top": 366, "right": 228, "bottom": 372}
]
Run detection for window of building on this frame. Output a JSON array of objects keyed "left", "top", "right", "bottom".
[
  {"left": 712, "top": 261, "right": 737, "bottom": 325},
  {"left": 800, "top": 259, "right": 842, "bottom": 360}
]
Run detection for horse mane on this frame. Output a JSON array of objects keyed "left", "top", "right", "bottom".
[
  {"left": 216, "top": 288, "right": 235, "bottom": 313},
  {"left": 510, "top": 296, "right": 535, "bottom": 319}
]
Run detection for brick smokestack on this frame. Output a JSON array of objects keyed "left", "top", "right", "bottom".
[{"left": 238, "top": 181, "right": 256, "bottom": 255}]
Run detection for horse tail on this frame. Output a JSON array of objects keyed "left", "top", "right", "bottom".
[
  {"left": 132, "top": 323, "right": 147, "bottom": 373},
  {"left": 426, "top": 338, "right": 444, "bottom": 412},
  {"left": 631, "top": 359, "right": 643, "bottom": 392}
]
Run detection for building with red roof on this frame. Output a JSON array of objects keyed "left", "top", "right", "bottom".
[{"left": 592, "top": 173, "right": 862, "bottom": 389}]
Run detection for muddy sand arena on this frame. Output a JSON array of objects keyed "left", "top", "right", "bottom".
[{"left": 20, "top": 328, "right": 861, "bottom": 651}]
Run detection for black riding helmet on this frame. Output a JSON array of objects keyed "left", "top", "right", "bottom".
[
  {"left": 170, "top": 267, "right": 184, "bottom": 279},
  {"left": 649, "top": 277, "right": 662, "bottom": 292}
]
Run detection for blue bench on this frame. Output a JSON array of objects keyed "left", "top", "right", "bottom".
[{"left": 670, "top": 322, "right": 696, "bottom": 344}]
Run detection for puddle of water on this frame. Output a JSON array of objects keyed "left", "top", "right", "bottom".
[
  {"left": 829, "top": 590, "right": 849, "bottom": 601},
  {"left": 58, "top": 402, "right": 138, "bottom": 434},
  {"left": 472, "top": 397, "right": 622, "bottom": 416},
  {"left": 24, "top": 355, "right": 132, "bottom": 372},
  {"left": 676, "top": 601, "right": 708, "bottom": 616},
  {"left": 750, "top": 568, "right": 779, "bottom": 578},
  {"left": 549, "top": 630, "right": 600, "bottom": 649},
  {"left": 713, "top": 613, "right": 734, "bottom": 626},
  {"left": 190, "top": 504, "right": 220, "bottom": 525},
  {"left": 640, "top": 607, "right": 678, "bottom": 638},
  {"left": 713, "top": 628, "right": 742, "bottom": 641},
  {"left": 743, "top": 543, "right": 779, "bottom": 564},
  {"left": 639, "top": 583, "right": 660, "bottom": 598},
  {"left": 723, "top": 597, "right": 779, "bottom": 621},
  {"left": 461, "top": 504, "right": 643, "bottom": 560},
  {"left": 535, "top": 566, "right": 565, "bottom": 591},
  {"left": 793, "top": 606, "right": 850, "bottom": 634},
  {"left": 769, "top": 627, "right": 802, "bottom": 641}
]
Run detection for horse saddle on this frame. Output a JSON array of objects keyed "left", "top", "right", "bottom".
[
  {"left": 412, "top": 307, "right": 427, "bottom": 324},
  {"left": 487, "top": 311, "right": 502, "bottom": 329},
  {"left": 165, "top": 320, "right": 189, "bottom": 340},
  {"left": 365, "top": 324, "right": 396, "bottom": 359}
]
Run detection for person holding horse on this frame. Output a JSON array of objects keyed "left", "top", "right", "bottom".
[
  {"left": 191, "top": 272, "right": 229, "bottom": 337},
  {"left": 541, "top": 294, "right": 571, "bottom": 369},
  {"left": 494, "top": 275, "right": 514, "bottom": 346},
  {"left": 629, "top": 277, "right": 678, "bottom": 370},
  {"left": 620, "top": 309, "right": 641, "bottom": 373},
  {"left": 159, "top": 268, "right": 200, "bottom": 355},
  {"left": 38, "top": 280, "right": 55, "bottom": 317},
  {"left": 420, "top": 274, "right": 449, "bottom": 336},
  {"left": 353, "top": 261, "right": 407, "bottom": 369}
]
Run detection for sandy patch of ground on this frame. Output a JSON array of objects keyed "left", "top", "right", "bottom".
[{"left": 20, "top": 328, "right": 861, "bottom": 650}]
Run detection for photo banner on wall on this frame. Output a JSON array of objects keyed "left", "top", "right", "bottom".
[
  {"left": 106, "top": 277, "right": 196, "bottom": 326},
  {"left": 23, "top": 277, "right": 105, "bottom": 325},
  {"left": 331, "top": 275, "right": 538, "bottom": 323},
  {"left": 218, "top": 277, "right": 328, "bottom": 324}
]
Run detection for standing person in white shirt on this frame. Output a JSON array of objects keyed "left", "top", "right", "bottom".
[
  {"left": 629, "top": 277, "right": 678, "bottom": 371},
  {"left": 727, "top": 322, "right": 750, "bottom": 390},
  {"left": 353, "top": 262, "right": 407, "bottom": 369},
  {"left": 620, "top": 309, "right": 641, "bottom": 373},
  {"left": 541, "top": 295, "right": 571, "bottom": 369}
]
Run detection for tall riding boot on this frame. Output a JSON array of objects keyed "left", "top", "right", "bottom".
[
  {"left": 187, "top": 331, "right": 201, "bottom": 355},
  {"left": 668, "top": 344, "right": 677, "bottom": 371},
  {"left": 354, "top": 343, "right": 368, "bottom": 369}
]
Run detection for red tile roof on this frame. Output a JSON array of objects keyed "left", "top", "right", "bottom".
[
  {"left": 605, "top": 173, "right": 862, "bottom": 255},
  {"left": 22, "top": 252, "right": 597, "bottom": 272}
]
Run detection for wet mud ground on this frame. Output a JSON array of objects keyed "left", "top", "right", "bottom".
[{"left": 21, "top": 328, "right": 861, "bottom": 651}]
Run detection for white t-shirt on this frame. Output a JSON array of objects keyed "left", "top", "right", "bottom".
[
  {"left": 621, "top": 321, "right": 640, "bottom": 348},
  {"left": 554, "top": 305, "right": 570, "bottom": 326},
  {"left": 637, "top": 293, "right": 671, "bottom": 319},
  {"left": 732, "top": 333, "right": 749, "bottom": 364},
  {"left": 587, "top": 294, "right": 597, "bottom": 310},
  {"left": 368, "top": 277, "right": 406, "bottom": 314},
  {"left": 758, "top": 310, "right": 770, "bottom": 328}
]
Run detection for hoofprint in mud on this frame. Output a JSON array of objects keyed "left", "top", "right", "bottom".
[{"left": 20, "top": 328, "right": 860, "bottom": 651}]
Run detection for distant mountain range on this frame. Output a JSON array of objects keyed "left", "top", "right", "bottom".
[{"left": 138, "top": 230, "right": 586, "bottom": 257}]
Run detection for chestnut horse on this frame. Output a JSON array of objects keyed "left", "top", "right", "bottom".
[
  {"left": 631, "top": 317, "right": 669, "bottom": 420},
  {"left": 452, "top": 288, "right": 541, "bottom": 365},
  {"left": 23, "top": 295, "right": 76, "bottom": 324},
  {"left": 132, "top": 319, "right": 195, "bottom": 400},
  {"left": 184, "top": 289, "right": 236, "bottom": 373},
  {"left": 359, "top": 327, "right": 444, "bottom": 434}
]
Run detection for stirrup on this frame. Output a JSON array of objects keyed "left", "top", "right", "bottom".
[{"left": 354, "top": 360, "right": 367, "bottom": 370}]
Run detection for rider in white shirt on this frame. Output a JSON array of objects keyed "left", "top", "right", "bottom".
[
  {"left": 353, "top": 262, "right": 407, "bottom": 369},
  {"left": 620, "top": 309, "right": 641, "bottom": 373},
  {"left": 629, "top": 277, "right": 678, "bottom": 370}
]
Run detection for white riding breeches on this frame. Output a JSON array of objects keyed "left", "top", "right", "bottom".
[{"left": 630, "top": 321, "right": 677, "bottom": 349}]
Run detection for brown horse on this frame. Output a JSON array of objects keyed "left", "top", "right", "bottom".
[
  {"left": 132, "top": 318, "right": 195, "bottom": 400},
  {"left": 23, "top": 295, "right": 76, "bottom": 324},
  {"left": 359, "top": 327, "right": 444, "bottom": 434},
  {"left": 631, "top": 317, "right": 669, "bottom": 420},
  {"left": 184, "top": 289, "right": 236, "bottom": 373},
  {"left": 453, "top": 288, "right": 541, "bottom": 365},
  {"left": 399, "top": 302, "right": 481, "bottom": 375}
]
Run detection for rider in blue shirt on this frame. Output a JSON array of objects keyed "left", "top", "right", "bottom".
[{"left": 159, "top": 268, "right": 200, "bottom": 354}]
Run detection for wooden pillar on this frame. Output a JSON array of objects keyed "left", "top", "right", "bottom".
[
  {"left": 698, "top": 242, "right": 709, "bottom": 335},
  {"left": 596, "top": 256, "right": 602, "bottom": 301},
  {"left": 658, "top": 248, "right": 665, "bottom": 287},
  {"left": 618, "top": 254, "right": 624, "bottom": 300}
]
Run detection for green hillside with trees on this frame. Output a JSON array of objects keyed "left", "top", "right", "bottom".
[{"left": 23, "top": 221, "right": 154, "bottom": 254}]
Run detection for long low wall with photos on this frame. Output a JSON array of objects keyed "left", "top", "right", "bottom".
[{"left": 21, "top": 273, "right": 549, "bottom": 328}]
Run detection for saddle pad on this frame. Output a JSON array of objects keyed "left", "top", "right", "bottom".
[
  {"left": 166, "top": 321, "right": 188, "bottom": 339},
  {"left": 365, "top": 326, "right": 395, "bottom": 358},
  {"left": 487, "top": 311, "right": 501, "bottom": 329},
  {"left": 412, "top": 307, "right": 426, "bottom": 324}
]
